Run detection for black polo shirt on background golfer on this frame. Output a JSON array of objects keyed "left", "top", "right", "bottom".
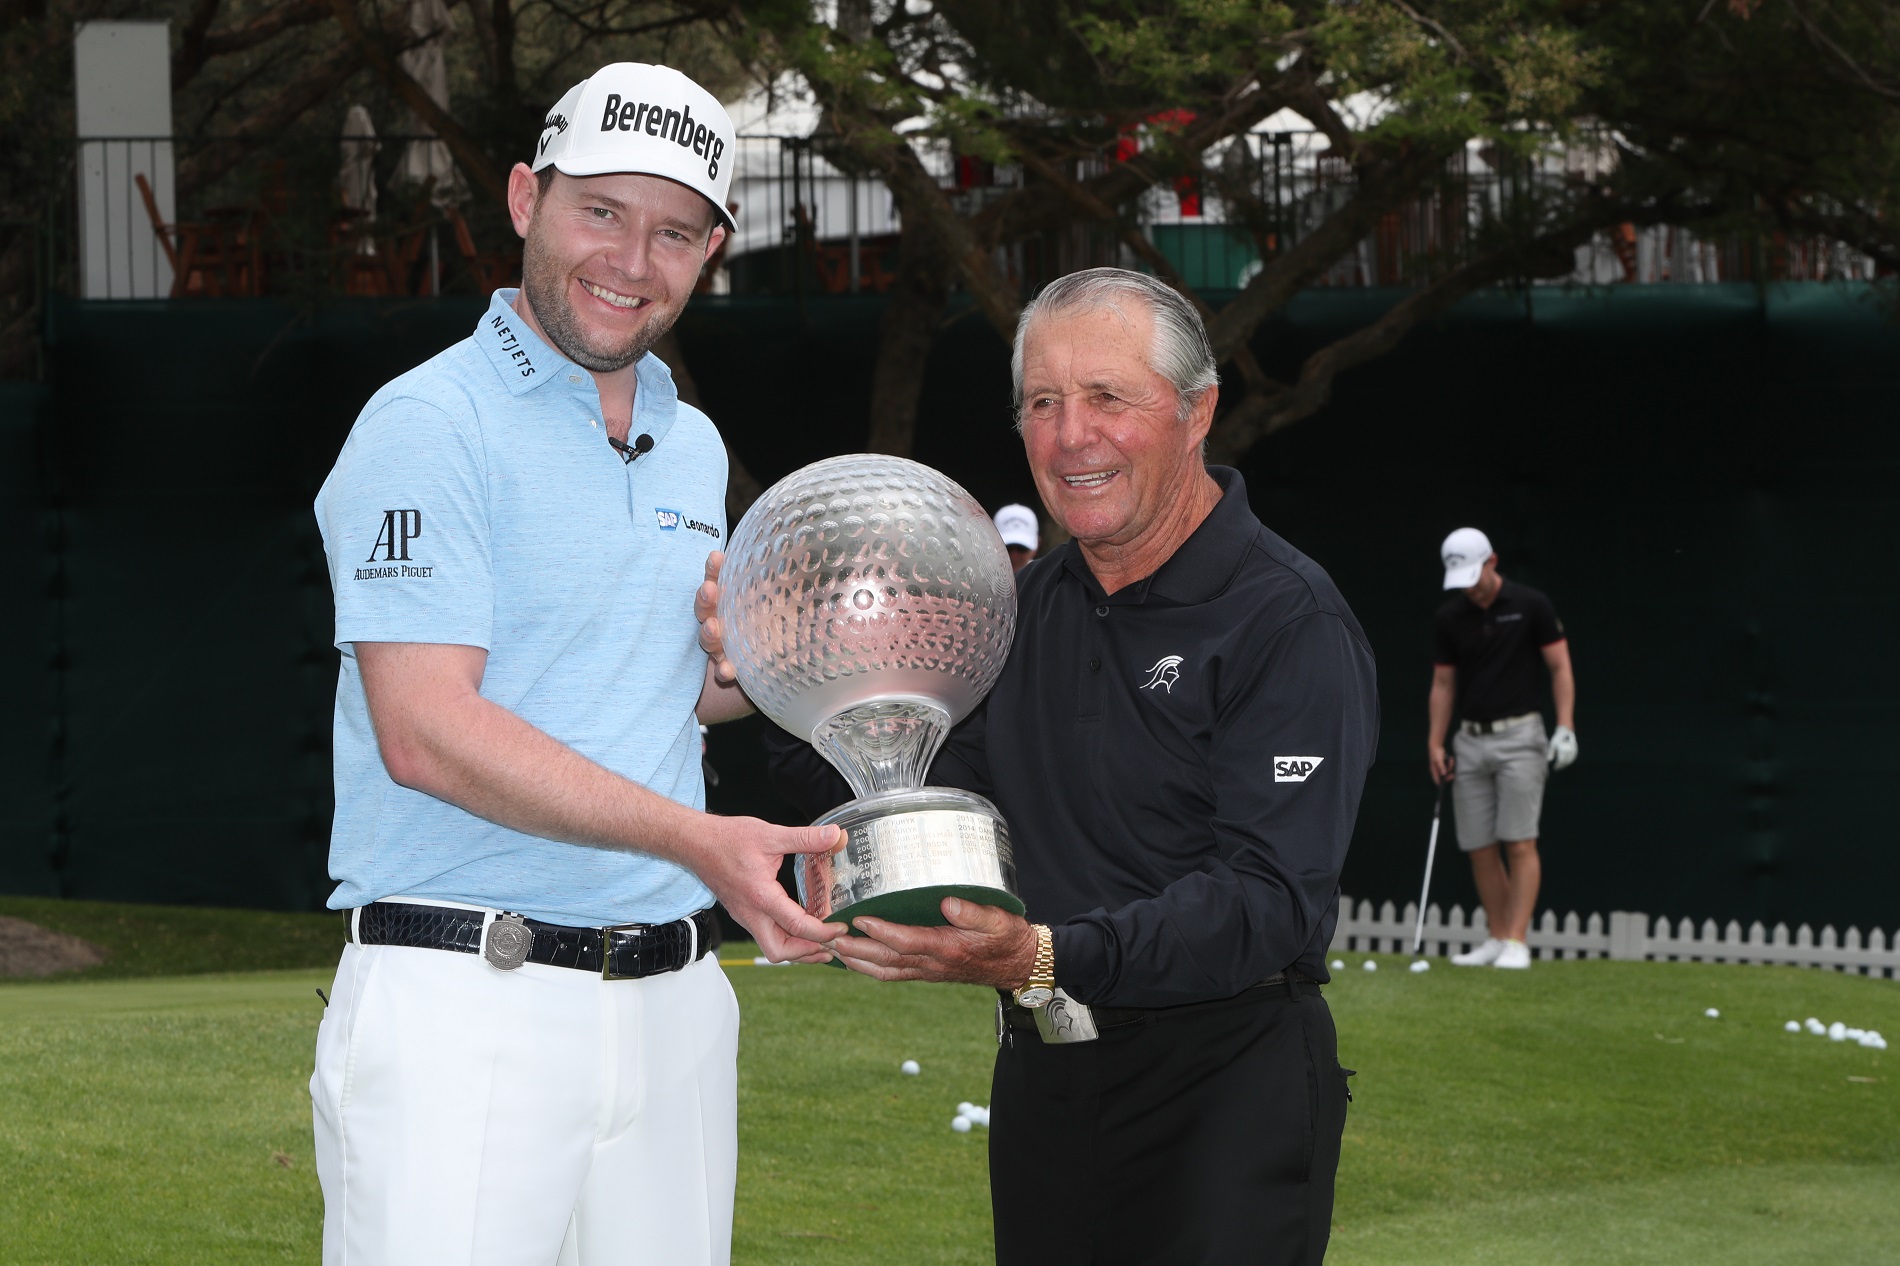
[
  {"left": 1433, "top": 578, "right": 1565, "bottom": 722},
  {"left": 766, "top": 467, "right": 1379, "bottom": 1266}
]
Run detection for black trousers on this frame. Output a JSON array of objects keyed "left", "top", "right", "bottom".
[{"left": 989, "top": 981, "right": 1349, "bottom": 1266}]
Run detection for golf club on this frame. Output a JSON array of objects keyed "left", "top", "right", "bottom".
[{"left": 1410, "top": 782, "right": 1446, "bottom": 956}]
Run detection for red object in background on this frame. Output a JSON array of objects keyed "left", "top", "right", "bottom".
[{"left": 1174, "top": 176, "right": 1201, "bottom": 218}]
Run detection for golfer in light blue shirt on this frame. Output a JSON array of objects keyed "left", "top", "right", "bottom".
[{"left": 308, "top": 62, "right": 844, "bottom": 1266}]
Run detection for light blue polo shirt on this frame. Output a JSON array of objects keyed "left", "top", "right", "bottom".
[{"left": 314, "top": 290, "right": 729, "bottom": 926}]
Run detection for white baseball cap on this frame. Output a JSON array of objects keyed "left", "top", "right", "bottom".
[
  {"left": 993, "top": 504, "right": 1040, "bottom": 551},
  {"left": 1440, "top": 527, "right": 1494, "bottom": 589},
  {"left": 533, "top": 63, "right": 738, "bottom": 233}
]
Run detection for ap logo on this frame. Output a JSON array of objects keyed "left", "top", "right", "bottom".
[
  {"left": 1274, "top": 756, "right": 1325, "bottom": 783},
  {"left": 654, "top": 508, "right": 682, "bottom": 531}
]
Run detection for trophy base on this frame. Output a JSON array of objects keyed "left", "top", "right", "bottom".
[
  {"left": 831, "top": 882, "right": 1025, "bottom": 931},
  {"left": 797, "top": 787, "right": 1022, "bottom": 929}
]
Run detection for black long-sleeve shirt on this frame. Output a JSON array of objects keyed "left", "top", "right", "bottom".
[{"left": 765, "top": 468, "right": 1379, "bottom": 1007}]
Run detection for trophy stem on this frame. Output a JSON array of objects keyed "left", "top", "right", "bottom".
[{"left": 810, "top": 698, "right": 951, "bottom": 797}]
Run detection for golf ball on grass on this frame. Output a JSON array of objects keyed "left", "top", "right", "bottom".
[
  {"left": 1705, "top": 1008, "right": 1720, "bottom": 1019},
  {"left": 1785, "top": 1021, "right": 1802, "bottom": 1032},
  {"left": 1330, "top": 960, "right": 1345, "bottom": 971},
  {"left": 901, "top": 1059, "right": 921, "bottom": 1075},
  {"left": 1362, "top": 960, "right": 1378, "bottom": 973},
  {"left": 1829, "top": 1022, "right": 1848, "bottom": 1042},
  {"left": 1806, "top": 1018, "right": 1826, "bottom": 1035},
  {"left": 951, "top": 1116, "right": 972, "bottom": 1133},
  {"left": 1409, "top": 960, "right": 1430, "bottom": 973}
]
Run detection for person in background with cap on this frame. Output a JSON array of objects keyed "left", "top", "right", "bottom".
[
  {"left": 992, "top": 502, "right": 1041, "bottom": 572},
  {"left": 309, "top": 63, "right": 844, "bottom": 1266},
  {"left": 1427, "top": 528, "right": 1577, "bottom": 971}
]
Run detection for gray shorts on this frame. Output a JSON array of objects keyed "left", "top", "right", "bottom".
[{"left": 1451, "top": 715, "right": 1548, "bottom": 851}]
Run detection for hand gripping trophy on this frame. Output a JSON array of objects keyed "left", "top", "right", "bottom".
[{"left": 718, "top": 455, "right": 1022, "bottom": 927}]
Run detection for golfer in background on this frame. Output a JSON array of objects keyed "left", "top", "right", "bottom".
[
  {"left": 992, "top": 502, "right": 1040, "bottom": 571},
  {"left": 1428, "top": 528, "right": 1577, "bottom": 970},
  {"left": 309, "top": 62, "right": 842, "bottom": 1266}
]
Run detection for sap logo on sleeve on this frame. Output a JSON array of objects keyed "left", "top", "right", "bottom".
[{"left": 1274, "top": 756, "right": 1325, "bottom": 783}]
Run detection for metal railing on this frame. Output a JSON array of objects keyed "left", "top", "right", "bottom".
[
  {"left": 720, "top": 130, "right": 1881, "bottom": 296},
  {"left": 45, "top": 135, "right": 514, "bottom": 302},
  {"left": 45, "top": 133, "right": 1881, "bottom": 304}
]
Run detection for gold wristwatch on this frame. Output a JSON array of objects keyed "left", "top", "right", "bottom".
[{"left": 1013, "top": 923, "right": 1056, "bottom": 1009}]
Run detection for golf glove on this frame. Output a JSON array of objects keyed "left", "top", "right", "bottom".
[{"left": 1547, "top": 725, "right": 1578, "bottom": 770}]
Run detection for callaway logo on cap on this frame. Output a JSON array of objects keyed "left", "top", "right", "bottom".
[{"left": 533, "top": 63, "right": 738, "bottom": 233}]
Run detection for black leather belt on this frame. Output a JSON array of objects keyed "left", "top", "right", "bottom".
[
  {"left": 1000, "top": 970, "right": 1319, "bottom": 1034},
  {"left": 351, "top": 901, "right": 721, "bottom": 980}
]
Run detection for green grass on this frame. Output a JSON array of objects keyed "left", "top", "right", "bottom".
[
  {"left": 0, "top": 901, "right": 1895, "bottom": 1264},
  {"left": 0, "top": 896, "right": 344, "bottom": 979}
]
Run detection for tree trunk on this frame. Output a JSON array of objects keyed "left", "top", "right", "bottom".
[{"left": 864, "top": 247, "right": 948, "bottom": 457}]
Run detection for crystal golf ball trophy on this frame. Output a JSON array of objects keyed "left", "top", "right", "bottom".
[{"left": 717, "top": 454, "right": 1022, "bottom": 927}]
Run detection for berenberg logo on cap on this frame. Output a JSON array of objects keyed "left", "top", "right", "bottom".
[{"left": 598, "top": 93, "right": 726, "bottom": 180}]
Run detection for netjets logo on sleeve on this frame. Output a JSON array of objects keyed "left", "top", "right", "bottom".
[
  {"left": 1140, "top": 655, "right": 1184, "bottom": 692},
  {"left": 1275, "top": 757, "right": 1325, "bottom": 783}
]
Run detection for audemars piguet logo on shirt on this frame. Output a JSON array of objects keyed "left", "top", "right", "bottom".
[
  {"left": 354, "top": 509, "right": 434, "bottom": 579},
  {"left": 488, "top": 313, "right": 538, "bottom": 378}
]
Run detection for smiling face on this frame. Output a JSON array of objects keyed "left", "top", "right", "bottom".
[
  {"left": 508, "top": 164, "right": 724, "bottom": 373},
  {"left": 1017, "top": 303, "right": 1217, "bottom": 579}
]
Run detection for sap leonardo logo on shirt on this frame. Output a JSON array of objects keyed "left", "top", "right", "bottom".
[
  {"left": 654, "top": 508, "right": 720, "bottom": 539},
  {"left": 1274, "top": 757, "right": 1325, "bottom": 783}
]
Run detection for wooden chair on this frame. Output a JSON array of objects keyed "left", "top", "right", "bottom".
[
  {"left": 445, "top": 205, "right": 520, "bottom": 292},
  {"left": 134, "top": 173, "right": 261, "bottom": 297}
]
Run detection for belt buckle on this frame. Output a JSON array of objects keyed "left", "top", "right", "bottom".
[{"left": 600, "top": 922, "right": 648, "bottom": 981}]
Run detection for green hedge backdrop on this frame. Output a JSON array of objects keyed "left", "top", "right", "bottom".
[{"left": 4, "top": 283, "right": 1895, "bottom": 933}]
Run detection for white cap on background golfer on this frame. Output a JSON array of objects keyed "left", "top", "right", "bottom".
[
  {"left": 993, "top": 503, "right": 1040, "bottom": 573},
  {"left": 533, "top": 62, "right": 738, "bottom": 232},
  {"left": 993, "top": 504, "right": 1040, "bottom": 551},
  {"left": 1440, "top": 526, "right": 1493, "bottom": 590}
]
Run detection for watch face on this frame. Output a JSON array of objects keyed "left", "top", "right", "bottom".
[{"left": 1016, "top": 986, "right": 1055, "bottom": 1009}]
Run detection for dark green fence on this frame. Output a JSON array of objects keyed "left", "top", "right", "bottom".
[{"left": 5, "top": 283, "right": 1897, "bottom": 932}]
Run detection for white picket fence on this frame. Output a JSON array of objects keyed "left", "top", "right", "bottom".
[{"left": 1331, "top": 897, "right": 1900, "bottom": 979}]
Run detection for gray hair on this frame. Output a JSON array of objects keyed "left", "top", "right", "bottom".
[{"left": 1011, "top": 267, "right": 1219, "bottom": 425}]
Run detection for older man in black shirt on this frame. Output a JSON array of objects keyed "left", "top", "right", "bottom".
[{"left": 724, "top": 268, "right": 1379, "bottom": 1265}]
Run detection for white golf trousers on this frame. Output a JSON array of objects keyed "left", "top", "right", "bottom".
[{"left": 310, "top": 925, "right": 739, "bottom": 1266}]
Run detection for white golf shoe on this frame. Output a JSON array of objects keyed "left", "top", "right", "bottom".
[
  {"left": 1493, "top": 939, "right": 1532, "bottom": 969},
  {"left": 1450, "top": 938, "right": 1506, "bottom": 967}
]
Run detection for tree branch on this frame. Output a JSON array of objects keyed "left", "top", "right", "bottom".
[
  {"left": 177, "top": 39, "right": 363, "bottom": 194},
  {"left": 1012, "top": 144, "right": 1283, "bottom": 399},
  {"left": 1204, "top": 143, "right": 1457, "bottom": 361},
  {"left": 1205, "top": 201, "right": 1648, "bottom": 462},
  {"left": 197, "top": 0, "right": 334, "bottom": 65},
  {"left": 327, "top": 0, "right": 511, "bottom": 206},
  {"left": 172, "top": 0, "right": 223, "bottom": 88}
]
